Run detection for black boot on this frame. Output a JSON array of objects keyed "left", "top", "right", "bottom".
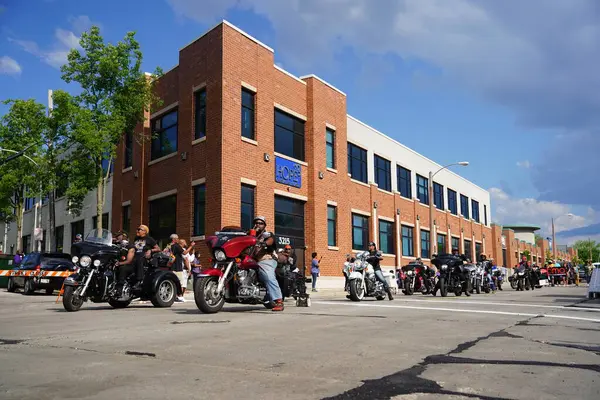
[{"left": 386, "top": 288, "right": 394, "bottom": 301}]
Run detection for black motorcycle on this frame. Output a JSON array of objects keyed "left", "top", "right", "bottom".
[
  {"left": 62, "top": 229, "right": 183, "bottom": 312},
  {"left": 510, "top": 265, "right": 532, "bottom": 291},
  {"left": 432, "top": 254, "right": 471, "bottom": 297}
]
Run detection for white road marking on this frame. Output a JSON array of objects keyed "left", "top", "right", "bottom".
[
  {"left": 378, "top": 297, "right": 600, "bottom": 312},
  {"left": 314, "top": 301, "right": 600, "bottom": 323}
]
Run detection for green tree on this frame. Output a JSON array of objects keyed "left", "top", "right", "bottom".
[
  {"left": 572, "top": 240, "right": 600, "bottom": 264},
  {"left": 0, "top": 99, "right": 47, "bottom": 252},
  {"left": 60, "top": 26, "right": 161, "bottom": 230},
  {"left": 522, "top": 249, "right": 531, "bottom": 261}
]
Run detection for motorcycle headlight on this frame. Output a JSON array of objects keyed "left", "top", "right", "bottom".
[
  {"left": 214, "top": 250, "right": 227, "bottom": 262},
  {"left": 72, "top": 256, "right": 79, "bottom": 264},
  {"left": 441, "top": 264, "right": 448, "bottom": 270},
  {"left": 407, "top": 270, "right": 414, "bottom": 276},
  {"left": 93, "top": 259, "right": 101, "bottom": 267},
  {"left": 518, "top": 272, "right": 524, "bottom": 276},
  {"left": 79, "top": 255, "right": 92, "bottom": 268}
]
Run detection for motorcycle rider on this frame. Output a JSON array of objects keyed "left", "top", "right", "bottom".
[
  {"left": 131, "top": 225, "right": 160, "bottom": 289},
  {"left": 366, "top": 241, "right": 394, "bottom": 300},
  {"left": 452, "top": 247, "right": 468, "bottom": 263},
  {"left": 250, "top": 216, "right": 284, "bottom": 312}
]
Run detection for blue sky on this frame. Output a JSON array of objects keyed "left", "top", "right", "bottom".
[{"left": 1, "top": 0, "right": 599, "bottom": 243}]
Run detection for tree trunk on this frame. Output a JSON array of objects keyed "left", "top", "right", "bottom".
[
  {"left": 15, "top": 202, "right": 23, "bottom": 253},
  {"left": 49, "top": 188, "right": 56, "bottom": 252},
  {"left": 96, "top": 176, "right": 103, "bottom": 231}
]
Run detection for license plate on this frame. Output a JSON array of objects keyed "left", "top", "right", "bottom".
[{"left": 40, "top": 279, "right": 50, "bottom": 284}]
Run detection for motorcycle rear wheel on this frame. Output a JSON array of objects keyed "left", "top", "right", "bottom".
[
  {"left": 195, "top": 277, "right": 225, "bottom": 313},
  {"left": 62, "top": 286, "right": 84, "bottom": 312},
  {"left": 349, "top": 280, "right": 364, "bottom": 302},
  {"left": 108, "top": 298, "right": 131, "bottom": 309}
]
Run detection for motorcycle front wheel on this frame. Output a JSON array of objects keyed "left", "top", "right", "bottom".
[
  {"left": 349, "top": 280, "right": 364, "bottom": 302},
  {"left": 475, "top": 279, "right": 481, "bottom": 294},
  {"left": 403, "top": 278, "right": 414, "bottom": 295},
  {"left": 440, "top": 277, "right": 448, "bottom": 297},
  {"left": 62, "top": 286, "right": 84, "bottom": 312},
  {"left": 195, "top": 277, "right": 225, "bottom": 313}
]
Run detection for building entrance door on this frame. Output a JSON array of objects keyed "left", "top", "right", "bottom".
[{"left": 274, "top": 196, "right": 306, "bottom": 272}]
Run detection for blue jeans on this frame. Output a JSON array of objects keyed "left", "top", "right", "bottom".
[
  {"left": 374, "top": 270, "right": 389, "bottom": 290},
  {"left": 312, "top": 272, "right": 318, "bottom": 289},
  {"left": 258, "top": 259, "right": 282, "bottom": 302}
]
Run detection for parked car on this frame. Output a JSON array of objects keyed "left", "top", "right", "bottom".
[{"left": 6, "top": 252, "right": 76, "bottom": 295}]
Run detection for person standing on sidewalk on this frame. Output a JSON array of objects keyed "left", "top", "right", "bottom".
[
  {"left": 168, "top": 234, "right": 185, "bottom": 303},
  {"left": 311, "top": 252, "right": 321, "bottom": 292}
]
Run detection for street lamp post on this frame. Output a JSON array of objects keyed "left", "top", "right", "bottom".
[
  {"left": 0, "top": 148, "right": 41, "bottom": 253},
  {"left": 551, "top": 213, "right": 574, "bottom": 260},
  {"left": 429, "top": 161, "right": 469, "bottom": 256}
]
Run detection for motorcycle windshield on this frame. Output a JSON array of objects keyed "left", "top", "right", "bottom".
[{"left": 84, "top": 229, "right": 113, "bottom": 246}]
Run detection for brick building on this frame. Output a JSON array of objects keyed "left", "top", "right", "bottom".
[{"left": 111, "top": 21, "right": 518, "bottom": 276}]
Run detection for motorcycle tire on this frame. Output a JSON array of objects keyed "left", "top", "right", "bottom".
[
  {"left": 511, "top": 280, "right": 517, "bottom": 290},
  {"left": 108, "top": 298, "right": 131, "bottom": 309},
  {"left": 440, "top": 277, "right": 448, "bottom": 297},
  {"left": 194, "top": 277, "right": 225, "bottom": 313},
  {"left": 45, "top": 288, "right": 54, "bottom": 295},
  {"left": 376, "top": 295, "right": 385, "bottom": 301},
  {"left": 23, "top": 279, "right": 35, "bottom": 295},
  {"left": 62, "top": 286, "right": 84, "bottom": 312},
  {"left": 151, "top": 278, "right": 177, "bottom": 308},
  {"left": 404, "top": 279, "right": 414, "bottom": 295},
  {"left": 464, "top": 281, "right": 472, "bottom": 297},
  {"left": 498, "top": 282, "right": 503, "bottom": 290},
  {"left": 517, "top": 280, "right": 523, "bottom": 291},
  {"left": 349, "top": 280, "right": 364, "bottom": 302},
  {"left": 476, "top": 282, "right": 481, "bottom": 294},
  {"left": 455, "top": 285, "right": 463, "bottom": 296},
  {"left": 7, "top": 277, "right": 16, "bottom": 293},
  {"left": 484, "top": 286, "right": 491, "bottom": 294}
]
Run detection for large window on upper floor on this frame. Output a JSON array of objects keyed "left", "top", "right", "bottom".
[
  {"left": 472, "top": 199, "right": 480, "bottom": 223},
  {"left": 416, "top": 174, "right": 429, "bottom": 204},
  {"left": 347, "top": 143, "right": 368, "bottom": 183},
  {"left": 433, "top": 182, "right": 444, "bottom": 209},
  {"left": 460, "top": 194, "right": 470, "bottom": 219},
  {"left": 448, "top": 188, "right": 458, "bottom": 215},
  {"left": 484, "top": 204, "right": 488, "bottom": 226},
  {"left": 124, "top": 131, "right": 133, "bottom": 168},
  {"left": 397, "top": 166, "right": 412, "bottom": 199},
  {"left": 151, "top": 109, "right": 178, "bottom": 160},
  {"left": 241, "top": 89, "right": 255, "bottom": 140},
  {"left": 326, "top": 128, "right": 335, "bottom": 169},
  {"left": 195, "top": 89, "right": 207, "bottom": 139},
  {"left": 274, "top": 109, "right": 305, "bottom": 161},
  {"left": 374, "top": 155, "right": 391, "bottom": 192}
]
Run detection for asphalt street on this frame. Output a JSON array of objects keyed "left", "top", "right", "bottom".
[{"left": 0, "top": 285, "right": 599, "bottom": 400}]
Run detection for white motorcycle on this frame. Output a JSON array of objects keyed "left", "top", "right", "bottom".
[{"left": 346, "top": 251, "right": 387, "bottom": 302}]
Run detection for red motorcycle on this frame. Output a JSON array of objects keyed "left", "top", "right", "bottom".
[
  {"left": 194, "top": 227, "right": 273, "bottom": 314},
  {"left": 402, "top": 262, "right": 435, "bottom": 295}
]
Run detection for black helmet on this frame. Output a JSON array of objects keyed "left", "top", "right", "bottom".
[{"left": 368, "top": 241, "right": 376, "bottom": 247}]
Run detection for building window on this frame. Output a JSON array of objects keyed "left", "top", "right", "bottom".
[
  {"left": 397, "top": 166, "right": 412, "bottom": 199},
  {"left": 347, "top": 143, "right": 368, "bottom": 183},
  {"left": 326, "top": 128, "right": 335, "bottom": 169},
  {"left": 24, "top": 197, "right": 34, "bottom": 211},
  {"left": 327, "top": 205, "right": 337, "bottom": 246},
  {"left": 274, "top": 109, "right": 305, "bottom": 161},
  {"left": 433, "top": 182, "right": 444, "bottom": 209},
  {"left": 374, "top": 155, "right": 391, "bottom": 192},
  {"left": 55, "top": 225, "right": 64, "bottom": 253},
  {"left": 195, "top": 90, "right": 207, "bottom": 139},
  {"left": 241, "top": 89, "right": 255, "bottom": 140},
  {"left": 416, "top": 174, "right": 429, "bottom": 204},
  {"left": 379, "top": 220, "right": 394, "bottom": 254},
  {"left": 240, "top": 184, "right": 255, "bottom": 231},
  {"left": 421, "top": 230, "right": 430, "bottom": 259},
  {"left": 475, "top": 242, "right": 482, "bottom": 261},
  {"left": 193, "top": 185, "right": 206, "bottom": 237},
  {"left": 472, "top": 199, "right": 480, "bottom": 222},
  {"left": 401, "top": 225, "right": 414, "bottom": 257},
  {"left": 484, "top": 204, "right": 488, "bottom": 226},
  {"left": 352, "top": 213, "right": 369, "bottom": 250},
  {"left": 149, "top": 195, "right": 177, "bottom": 249},
  {"left": 71, "top": 220, "right": 84, "bottom": 244},
  {"left": 92, "top": 213, "right": 110, "bottom": 230},
  {"left": 448, "top": 189, "right": 457, "bottom": 215},
  {"left": 460, "top": 194, "right": 469, "bottom": 219},
  {"left": 437, "top": 233, "right": 446, "bottom": 254},
  {"left": 451, "top": 236, "right": 459, "bottom": 252},
  {"left": 22, "top": 235, "right": 30, "bottom": 253},
  {"left": 122, "top": 205, "right": 131, "bottom": 235},
  {"left": 464, "top": 239, "right": 472, "bottom": 261},
  {"left": 151, "top": 109, "right": 178, "bottom": 160},
  {"left": 124, "top": 131, "right": 133, "bottom": 168}
]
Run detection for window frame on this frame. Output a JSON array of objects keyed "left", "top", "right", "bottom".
[
  {"left": 378, "top": 220, "right": 394, "bottom": 255},
  {"left": 416, "top": 174, "right": 429, "bottom": 204},
  {"left": 240, "top": 184, "right": 255, "bottom": 232},
  {"left": 374, "top": 155, "right": 392, "bottom": 192},
  {"left": 421, "top": 229, "right": 430, "bottom": 259},
  {"left": 241, "top": 88, "right": 255, "bottom": 140},
  {"left": 447, "top": 188, "right": 458, "bottom": 215},
  {"left": 464, "top": 239, "right": 473, "bottom": 261},
  {"left": 124, "top": 131, "right": 133, "bottom": 168},
  {"left": 326, "top": 127, "right": 335, "bottom": 169},
  {"left": 437, "top": 233, "right": 446, "bottom": 254},
  {"left": 327, "top": 205, "right": 337, "bottom": 247},
  {"left": 195, "top": 89, "right": 207, "bottom": 140},
  {"left": 274, "top": 109, "right": 305, "bottom": 161},
  {"left": 193, "top": 185, "right": 206, "bottom": 237},
  {"left": 460, "top": 194, "right": 470, "bottom": 219},
  {"left": 347, "top": 142, "right": 368, "bottom": 183},
  {"left": 451, "top": 236, "right": 460, "bottom": 252},
  {"left": 397, "top": 166, "right": 412, "bottom": 199},
  {"left": 151, "top": 109, "right": 178, "bottom": 160},
  {"left": 351, "top": 213, "right": 369, "bottom": 251},
  {"left": 433, "top": 182, "right": 444, "bottom": 209},
  {"left": 484, "top": 204, "right": 488, "bottom": 226},
  {"left": 472, "top": 199, "right": 480, "bottom": 223},
  {"left": 122, "top": 205, "right": 131, "bottom": 235},
  {"left": 401, "top": 225, "right": 414, "bottom": 257}
]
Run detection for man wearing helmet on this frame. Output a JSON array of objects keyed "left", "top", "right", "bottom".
[
  {"left": 367, "top": 241, "right": 394, "bottom": 300},
  {"left": 250, "top": 216, "right": 284, "bottom": 312}
]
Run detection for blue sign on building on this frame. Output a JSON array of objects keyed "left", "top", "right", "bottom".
[{"left": 275, "top": 156, "right": 302, "bottom": 188}]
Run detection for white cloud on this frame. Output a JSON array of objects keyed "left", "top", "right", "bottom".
[
  {"left": 516, "top": 160, "right": 531, "bottom": 168},
  {"left": 9, "top": 15, "right": 96, "bottom": 69},
  {"left": 0, "top": 56, "right": 22, "bottom": 75},
  {"left": 490, "top": 187, "right": 594, "bottom": 237}
]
